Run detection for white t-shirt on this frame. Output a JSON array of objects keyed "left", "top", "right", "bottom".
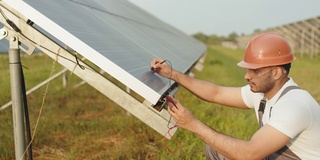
[{"left": 241, "top": 78, "right": 320, "bottom": 159}]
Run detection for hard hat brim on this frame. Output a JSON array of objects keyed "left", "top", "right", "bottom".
[
  {"left": 237, "top": 56, "right": 296, "bottom": 69},
  {"left": 237, "top": 61, "right": 267, "bottom": 69}
]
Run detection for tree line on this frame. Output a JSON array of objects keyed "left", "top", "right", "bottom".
[
  {"left": 192, "top": 29, "right": 262, "bottom": 45},
  {"left": 192, "top": 32, "right": 239, "bottom": 45}
]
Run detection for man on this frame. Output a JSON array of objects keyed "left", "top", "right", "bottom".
[{"left": 150, "top": 33, "right": 320, "bottom": 159}]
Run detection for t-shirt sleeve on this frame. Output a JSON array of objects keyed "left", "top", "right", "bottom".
[
  {"left": 241, "top": 85, "right": 255, "bottom": 109},
  {"left": 268, "top": 99, "right": 311, "bottom": 138}
]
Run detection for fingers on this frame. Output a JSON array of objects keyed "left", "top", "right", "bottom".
[
  {"left": 167, "top": 95, "right": 179, "bottom": 113},
  {"left": 150, "top": 58, "right": 165, "bottom": 72},
  {"left": 150, "top": 58, "right": 163, "bottom": 65},
  {"left": 167, "top": 102, "right": 177, "bottom": 116},
  {"left": 166, "top": 97, "right": 182, "bottom": 128},
  {"left": 167, "top": 95, "right": 178, "bottom": 107},
  {"left": 150, "top": 58, "right": 164, "bottom": 68},
  {"left": 166, "top": 96, "right": 196, "bottom": 130}
]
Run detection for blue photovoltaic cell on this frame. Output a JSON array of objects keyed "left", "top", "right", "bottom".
[{"left": 4, "top": 0, "right": 206, "bottom": 104}]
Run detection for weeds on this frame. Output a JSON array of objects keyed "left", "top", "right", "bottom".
[{"left": 0, "top": 46, "right": 319, "bottom": 159}]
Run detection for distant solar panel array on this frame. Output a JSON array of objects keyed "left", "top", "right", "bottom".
[
  {"left": 237, "top": 16, "right": 320, "bottom": 59},
  {"left": 0, "top": 0, "right": 206, "bottom": 143}
]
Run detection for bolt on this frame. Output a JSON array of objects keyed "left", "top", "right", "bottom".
[
  {"left": 10, "top": 36, "right": 17, "bottom": 41},
  {"left": 0, "top": 30, "right": 6, "bottom": 36}
]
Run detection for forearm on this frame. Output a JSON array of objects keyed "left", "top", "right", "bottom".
[
  {"left": 171, "top": 70, "right": 219, "bottom": 102},
  {"left": 189, "top": 120, "right": 260, "bottom": 160},
  {"left": 171, "top": 70, "right": 248, "bottom": 108}
]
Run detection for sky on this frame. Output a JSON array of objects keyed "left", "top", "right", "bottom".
[{"left": 128, "top": 0, "right": 320, "bottom": 36}]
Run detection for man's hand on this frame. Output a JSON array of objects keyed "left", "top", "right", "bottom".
[
  {"left": 166, "top": 95, "right": 198, "bottom": 131},
  {"left": 150, "top": 58, "right": 174, "bottom": 79}
]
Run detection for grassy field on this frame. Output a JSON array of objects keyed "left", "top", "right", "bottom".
[{"left": 0, "top": 46, "right": 319, "bottom": 159}]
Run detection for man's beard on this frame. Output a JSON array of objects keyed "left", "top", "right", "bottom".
[{"left": 248, "top": 75, "right": 274, "bottom": 93}]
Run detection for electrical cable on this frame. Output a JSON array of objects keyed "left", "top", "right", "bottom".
[
  {"left": 1, "top": 3, "right": 184, "bottom": 157},
  {"left": 20, "top": 64, "right": 33, "bottom": 160},
  {"left": 0, "top": 7, "right": 34, "bottom": 159},
  {"left": 161, "top": 60, "right": 183, "bottom": 154},
  {"left": 0, "top": 7, "right": 88, "bottom": 159},
  {"left": 20, "top": 52, "right": 59, "bottom": 160}
]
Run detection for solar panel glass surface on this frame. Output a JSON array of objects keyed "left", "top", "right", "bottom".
[{"left": 3, "top": 0, "right": 206, "bottom": 104}]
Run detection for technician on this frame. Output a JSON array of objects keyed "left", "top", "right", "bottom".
[{"left": 150, "top": 33, "right": 320, "bottom": 160}]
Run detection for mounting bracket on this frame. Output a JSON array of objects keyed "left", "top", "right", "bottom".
[{"left": 0, "top": 28, "right": 7, "bottom": 40}]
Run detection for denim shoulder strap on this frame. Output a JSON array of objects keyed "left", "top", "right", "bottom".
[{"left": 274, "top": 86, "right": 300, "bottom": 104}]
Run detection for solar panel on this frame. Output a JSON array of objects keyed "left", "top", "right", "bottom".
[
  {"left": 0, "top": 0, "right": 206, "bottom": 140},
  {"left": 3, "top": 0, "right": 206, "bottom": 104}
]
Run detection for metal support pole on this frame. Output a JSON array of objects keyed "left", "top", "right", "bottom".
[{"left": 9, "top": 35, "right": 26, "bottom": 160}]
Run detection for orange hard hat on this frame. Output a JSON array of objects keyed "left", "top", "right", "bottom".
[{"left": 237, "top": 33, "right": 295, "bottom": 69}]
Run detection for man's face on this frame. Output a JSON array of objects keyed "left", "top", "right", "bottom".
[{"left": 244, "top": 67, "right": 276, "bottom": 93}]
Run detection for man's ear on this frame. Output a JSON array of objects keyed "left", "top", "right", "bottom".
[{"left": 273, "top": 67, "right": 283, "bottom": 80}]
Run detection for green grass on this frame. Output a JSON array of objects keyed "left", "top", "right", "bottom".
[{"left": 0, "top": 46, "right": 319, "bottom": 159}]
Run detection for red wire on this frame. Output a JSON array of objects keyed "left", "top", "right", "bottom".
[
  {"left": 163, "top": 124, "right": 182, "bottom": 154},
  {"left": 161, "top": 60, "right": 182, "bottom": 154}
]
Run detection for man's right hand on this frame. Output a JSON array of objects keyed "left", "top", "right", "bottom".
[{"left": 150, "top": 58, "right": 175, "bottom": 79}]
